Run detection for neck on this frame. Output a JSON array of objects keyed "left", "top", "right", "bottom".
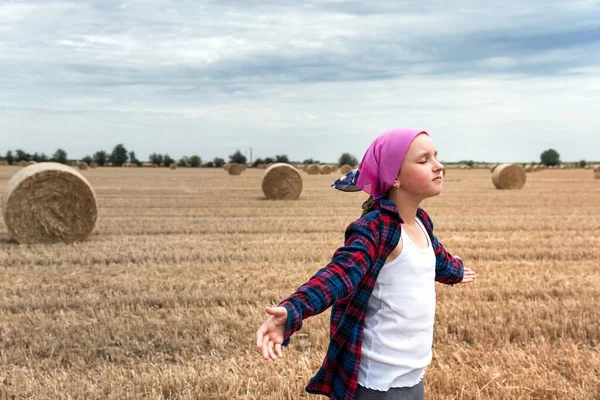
[{"left": 386, "top": 190, "right": 422, "bottom": 225}]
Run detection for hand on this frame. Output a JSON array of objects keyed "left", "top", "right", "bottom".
[
  {"left": 461, "top": 267, "right": 476, "bottom": 283},
  {"left": 256, "top": 306, "right": 288, "bottom": 361}
]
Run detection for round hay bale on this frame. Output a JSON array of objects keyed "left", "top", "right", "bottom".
[
  {"left": 492, "top": 164, "right": 526, "bottom": 190},
  {"left": 0, "top": 160, "right": 8, "bottom": 166},
  {"left": 340, "top": 164, "right": 353, "bottom": 174},
  {"left": 331, "top": 165, "right": 339, "bottom": 172},
  {"left": 490, "top": 164, "right": 499, "bottom": 173},
  {"left": 77, "top": 161, "right": 88, "bottom": 170},
  {"left": 533, "top": 165, "right": 540, "bottom": 172},
  {"left": 306, "top": 164, "right": 321, "bottom": 175},
  {"left": 228, "top": 163, "right": 243, "bottom": 175},
  {"left": 261, "top": 163, "right": 303, "bottom": 200},
  {"left": 2, "top": 162, "right": 97, "bottom": 244},
  {"left": 320, "top": 165, "right": 333, "bottom": 175},
  {"left": 90, "top": 162, "right": 98, "bottom": 169},
  {"left": 224, "top": 163, "right": 230, "bottom": 171},
  {"left": 241, "top": 164, "right": 247, "bottom": 171},
  {"left": 524, "top": 164, "right": 533, "bottom": 173},
  {"left": 169, "top": 163, "right": 177, "bottom": 170}
]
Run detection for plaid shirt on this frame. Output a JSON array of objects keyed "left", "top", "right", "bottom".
[{"left": 278, "top": 198, "right": 464, "bottom": 400}]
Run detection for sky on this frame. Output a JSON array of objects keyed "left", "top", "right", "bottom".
[{"left": 1, "top": 0, "right": 599, "bottom": 163}]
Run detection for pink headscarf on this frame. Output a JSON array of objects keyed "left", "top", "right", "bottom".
[{"left": 356, "top": 128, "right": 429, "bottom": 198}]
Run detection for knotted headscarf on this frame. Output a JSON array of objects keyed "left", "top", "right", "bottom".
[{"left": 332, "top": 128, "right": 429, "bottom": 198}]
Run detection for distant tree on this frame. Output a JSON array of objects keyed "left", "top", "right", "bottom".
[
  {"left": 31, "top": 152, "right": 41, "bottom": 162},
  {"left": 128, "top": 151, "right": 140, "bottom": 166},
  {"left": 82, "top": 155, "right": 93, "bottom": 165},
  {"left": 149, "top": 153, "right": 163, "bottom": 166},
  {"left": 578, "top": 160, "right": 587, "bottom": 168},
  {"left": 205, "top": 161, "right": 215, "bottom": 168},
  {"left": 252, "top": 157, "right": 264, "bottom": 168},
  {"left": 177, "top": 156, "right": 189, "bottom": 167},
  {"left": 52, "top": 148, "right": 68, "bottom": 164},
  {"left": 540, "top": 149, "right": 560, "bottom": 166},
  {"left": 213, "top": 157, "right": 225, "bottom": 168},
  {"left": 262, "top": 157, "right": 274, "bottom": 164},
  {"left": 38, "top": 153, "right": 48, "bottom": 162},
  {"left": 109, "top": 144, "right": 128, "bottom": 167},
  {"left": 338, "top": 153, "right": 358, "bottom": 167},
  {"left": 5, "top": 150, "right": 14, "bottom": 165},
  {"left": 302, "top": 158, "right": 315, "bottom": 164},
  {"left": 229, "top": 150, "right": 247, "bottom": 165},
  {"left": 275, "top": 154, "right": 289, "bottom": 163},
  {"left": 93, "top": 151, "right": 108, "bottom": 167},
  {"left": 162, "top": 154, "right": 175, "bottom": 167},
  {"left": 15, "top": 149, "right": 31, "bottom": 162},
  {"left": 188, "top": 155, "right": 201, "bottom": 168}
]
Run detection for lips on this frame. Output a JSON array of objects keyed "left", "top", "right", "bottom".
[{"left": 433, "top": 177, "right": 442, "bottom": 181}]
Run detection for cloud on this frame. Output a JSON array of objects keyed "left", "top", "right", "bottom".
[{"left": 0, "top": 0, "right": 599, "bottom": 162}]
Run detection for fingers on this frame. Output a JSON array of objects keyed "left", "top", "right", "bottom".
[
  {"left": 265, "top": 306, "right": 286, "bottom": 318},
  {"left": 267, "top": 340, "right": 276, "bottom": 360},
  {"left": 274, "top": 343, "right": 283, "bottom": 358},
  {"left": 256, "top": 324, "right": 266, "bottom": 348},
  {"left": 261, "top": 334, "right": 270, "bottom": 360},
  {"left": 461, "top": 267, "right": 477, "bottom": 283}
]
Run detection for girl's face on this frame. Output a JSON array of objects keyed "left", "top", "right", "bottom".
[{"left": 396, "top": 133, "right": 444, "bottom": 198}]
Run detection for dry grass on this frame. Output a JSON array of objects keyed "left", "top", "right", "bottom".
[{"left": 0, "top": 167, "right": 599, "bottom": 399}]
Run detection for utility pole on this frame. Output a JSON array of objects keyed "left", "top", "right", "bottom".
[{"left": 250, "top": 147, "right": 252, "bottom": 164}]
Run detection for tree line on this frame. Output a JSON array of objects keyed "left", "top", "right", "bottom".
[{"left": 0, "top": 146, "right": 361, "bottom": 168}]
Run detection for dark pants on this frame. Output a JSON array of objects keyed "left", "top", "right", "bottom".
[{"left": 356, "top": 380, "right": 425, "bottom": 400}]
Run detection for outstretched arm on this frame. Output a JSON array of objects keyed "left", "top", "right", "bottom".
[{"left": 277, "top": 218, "right": 379, "bottom": 346}]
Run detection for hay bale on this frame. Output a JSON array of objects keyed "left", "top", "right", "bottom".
[
  {"left": 169, "top": 163, "right": 177, "bottom": 170},
  {"left": 524, "top": 164, "right": 533, "bottom": 173},
  {"left": 90, "top": 162, "right": 98, "bottom": 169},
  {"left": 261, "top": 163, "right": 303, "bottom": 200},
  {"left": 2, "top": 162, "right": 97, "bottom": 244},
  {"left": 331, "top": 165, "right": 339, "bottom": 172},
  {"left": 320, "top": 165, "right": 333, "bottom": 175},
  {"left": 77, "top": 161, "right": 88, "bottom": 170},
  {"left": 533, "top": 165, "right": 541, "bottom": 172},
  {"left": 306, "top": 164, "right": 321, "bottom": 175},
  {"left": 224, "top": 163, "right": 230, "bottom": 171},
  {"left": 228, "top": 163, "right": 243, "bottom": 175},
  {"left": 340, "top": 164, "right": 353, "bottom": 174},
  {"left": 0, "top": 160, "right": 8, "bottom": 166},
  {"left": 492, "top": 164, "right": 526, "bottom": 190},
  {"left": 490, "top": 164, "right": 499, "bottom": 173}
]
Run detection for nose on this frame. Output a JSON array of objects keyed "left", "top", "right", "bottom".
[{"left": 434, "top": 159, "right": 444, "bottom": 172}]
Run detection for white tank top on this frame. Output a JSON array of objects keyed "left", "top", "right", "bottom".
[{"left": 358, "top": 217, "right": 437, "bottom": 390}]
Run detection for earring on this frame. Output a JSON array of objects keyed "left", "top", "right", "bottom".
[{"left": 394, "top": 182, "right": 400, "bottom": 188}]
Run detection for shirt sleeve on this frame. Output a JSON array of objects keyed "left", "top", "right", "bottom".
[
  {"left": 277, "top": 218, "right": 379, "bottom": 346},
  {"left": 420, "top": 210, "right": 464, "bottom": 285}
]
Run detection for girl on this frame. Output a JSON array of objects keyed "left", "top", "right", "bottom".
[{"left": 256, "top": 128, "right": 476, "bottom": 400}]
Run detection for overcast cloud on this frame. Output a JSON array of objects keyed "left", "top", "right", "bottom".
[{"left": 1, "top": 0, "right": 599, "bottom": 163}]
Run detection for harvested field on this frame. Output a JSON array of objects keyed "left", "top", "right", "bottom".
[{"left": 0, "top": 166, "right": 599, "bottom": 399}]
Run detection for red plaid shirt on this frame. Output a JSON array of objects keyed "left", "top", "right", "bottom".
[{"left": 279, "top": 198, "right": 464, "bottom": 400}]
